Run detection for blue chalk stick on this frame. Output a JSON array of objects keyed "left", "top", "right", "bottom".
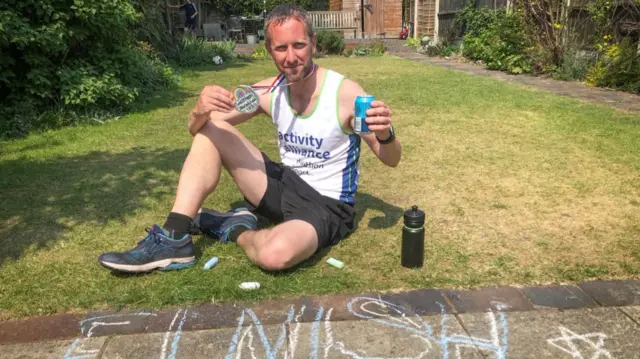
[{"left": 203, "top": 256, "right": 219, "bottom": 270}]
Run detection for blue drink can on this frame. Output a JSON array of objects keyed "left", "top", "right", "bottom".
[{"left": 355, "top": 95, "right": 375, "bottom": 134}]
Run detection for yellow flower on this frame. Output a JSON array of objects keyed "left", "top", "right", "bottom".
[{"left": 553, "top": 23, "right": 562, "bottom": 29}]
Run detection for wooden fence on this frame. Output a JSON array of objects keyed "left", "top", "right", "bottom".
[{"left": 435, "top": 0, "right": 639, "bottom": 45}]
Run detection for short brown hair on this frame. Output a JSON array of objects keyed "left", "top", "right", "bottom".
[{"left": 264, "top": 4, "right": 314, "bottom": 45}]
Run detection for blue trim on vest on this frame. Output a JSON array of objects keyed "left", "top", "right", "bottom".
[{"left": 340, "top": 135, "right": 361, "bottom": 204}]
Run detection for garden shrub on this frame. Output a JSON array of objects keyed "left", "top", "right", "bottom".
[
  {"left": 453, "top": 0, "right": 640, "bottom": 94},
  {"left": 167, "top": 37, "right": 236, "bottom": 67},
  {"left": 352, "top": 45, "right": 371, "bottom": 56},
  {"left": 252, "top": 43, "right": 269, "bottom": 59},
  {"left": 315, "top": 30, "right": 345, "bottom": 55},
  {"left": 441, "top": 44, "right": 461, "bottom": 57},
  {"left": 0, "top": 0, "right": 181, "bottom": 138},
  {"left": 456, "top": 4, "right": 533, "bottom": 74},
  {"left": 404, "top": 37, "right": 420, "bottom": 49},
  {"left": 586, "top": 38, "right": 640, "bottom": 93},
  {"left": 369, "top": 40, "right": 386, "bottom": 56},
  {"left": 551, "top": 47, "right": 596, "bottom": 81}
]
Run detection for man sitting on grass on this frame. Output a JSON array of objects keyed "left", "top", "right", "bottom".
[{"left": 98, "top": 3, "right": 402, "bottom": 273}]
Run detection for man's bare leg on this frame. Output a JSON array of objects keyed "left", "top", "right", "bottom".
[
  {"left": 98, "top": 120, "right": 269, "bottom": 272},
  {"left": 171, "top": 121, "right": 320, "bottom": 271},
  {"left": 170, "top": 120, "right": 268, "bottom": 219},
  {"left": 237, "top": 220, "right": 319, "bottom": 271}
]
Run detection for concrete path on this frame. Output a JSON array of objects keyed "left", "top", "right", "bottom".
[
  {"left": 2, "top": 279, "right": 639, "bottom": 358},
  {"left": 392, "top": 52, "right": 640, "bottom": 113},
  {"left": 4, "top": 306, "right": 640, "bottom": 358}
]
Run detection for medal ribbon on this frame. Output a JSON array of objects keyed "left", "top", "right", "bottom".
[
  {"left": 231, "top": 63, "right": 317, "bottom": 113},
  {"left": 247, "top": 63, "right": 317, "bottom": 94}
]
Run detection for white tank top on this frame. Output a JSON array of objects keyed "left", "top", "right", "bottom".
[{"left": 270, "top": 69, "right": 361, "bottom": 204}]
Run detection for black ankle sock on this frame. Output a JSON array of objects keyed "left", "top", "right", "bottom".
[
  {"left": 163, "top": 212, "right": 193, "bottom": 238},
  {"left": 228, "top": 226, "right": 250, "bottom": 242}
]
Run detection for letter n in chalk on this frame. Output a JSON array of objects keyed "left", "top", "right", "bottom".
[{"left": 225, "top": 306, "right": 301, "bottom": 359}]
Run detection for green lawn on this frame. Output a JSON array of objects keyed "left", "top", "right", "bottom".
[{"left": 1, "top": 55, "right": 639, "bottom": 320}]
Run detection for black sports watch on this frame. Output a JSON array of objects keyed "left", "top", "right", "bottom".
[{"left": 376, "top": 125, "right": 396, "bottom": 144}]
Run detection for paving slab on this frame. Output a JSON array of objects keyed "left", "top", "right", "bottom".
[
  {"left": 5, "top": 279, "right": 640, "bottom": 359},
  {"left": 0, "top": 337, "right": 105, "bottom": 359},
  {"left": 458, "top": 306, "right": 640, "bottom": 359},
  {"left": 579, "top": 279, "right": 640, "bottom": 306},
  {"left": 79, "top": 310, "right": 157, "bottom": 337},
  {"left": 5, "top": 307, "right": 640, "bottom": 358},
  {"left": 100, "top": 329, "right": 244, "bottom": 359},
  {"left": 101, "top": 332, "right": 167, "bottom": 359},
  {"left": 102, "top": 322, "right": 300, "bottom": 359},
  {"left": 442, "top": 286, "right": 534, "bottom": 313},
  {"left": 0, "top": 314, "right": 81, "bottom": 344},
  {"left": 521, "top": 285, "right": 597, "bottom": 309},
  {"left": 101, "top": 308, "right": 477, "bottom": 358},
  {"left": 292, "top": 314, "right": 482, "bottom": 359},
  {"left": 620, "top": 306, "right": 640, "bottom": 324}
]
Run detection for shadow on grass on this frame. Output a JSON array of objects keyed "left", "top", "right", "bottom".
[
  {"left": 352, "top": 193, "right": 404, "bottom": 231},
  {"left": 0, "top": 146, "right": 188, "bottom": 267}
]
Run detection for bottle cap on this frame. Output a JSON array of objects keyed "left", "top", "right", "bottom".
[{"left": 404, "top": 205, "right": 425, "bottom": 228}]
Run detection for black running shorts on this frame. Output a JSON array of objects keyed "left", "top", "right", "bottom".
[{"left": 248, "top": 152, "right": 356, "bottom": 252}]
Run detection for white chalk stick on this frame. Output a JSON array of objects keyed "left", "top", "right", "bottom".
[{"left": 239, "top": 282, "right": 260, "bottom": 290}]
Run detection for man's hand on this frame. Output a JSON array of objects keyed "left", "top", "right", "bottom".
[
  {"left": 365, "top": 100, "right": 393, "bottom": 140},
  {"left": 192, "top": 85, "right": 235, "bottom": 119},
  {"left": 188, "top": 85, "right": 236, "bottom": 135}
]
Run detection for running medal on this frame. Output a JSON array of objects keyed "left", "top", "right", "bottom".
[
  {"left": 232, "top": 63, "right": 318, "bottom": 113},
  {"left": 232, "top": 85, "right": 260, "bottom": 113}
]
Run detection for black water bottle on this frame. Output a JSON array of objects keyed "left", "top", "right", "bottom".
[{"left": 402, "top": 205, "right": 425, "bottom": 268}]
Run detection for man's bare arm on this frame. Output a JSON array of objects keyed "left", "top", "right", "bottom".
[
  {"left": 187, "top": 77, "right": 276, "bottom": 135},
  {"left": 339, "top": 79, "right": 402, "bottom": 167},
  {"left": 188, "top": 106, "right": 262, "bottom": 135}
]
